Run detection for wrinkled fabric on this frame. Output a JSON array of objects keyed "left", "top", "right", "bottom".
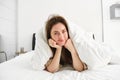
[{"left": 31, "top": 21, "right": 112, "bottom": 70}]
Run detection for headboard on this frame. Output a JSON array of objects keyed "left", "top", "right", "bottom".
[
  {"left": 93, "top": 34, "right": 95, "bottom": 40},
  {"left": 32, "top": 33, "right": 95, "bottom": 50},
  {"left": 32, "top": 33, "right": 36, "bottom": 50}
]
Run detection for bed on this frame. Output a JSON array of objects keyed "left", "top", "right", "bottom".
[{"left": 0, "top": 50, "right": 120, "bottom": 80}]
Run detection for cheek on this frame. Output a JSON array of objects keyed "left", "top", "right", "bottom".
[
  {"left": 65, "top": 33, "right": 68, "bottom": 40},
  {"left": 51, "top": 35, "right": 58, "bottom": 41}
]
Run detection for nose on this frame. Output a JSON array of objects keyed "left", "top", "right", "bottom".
[{"left": 59, "top": 33, "right": 64, "bottom": 39}]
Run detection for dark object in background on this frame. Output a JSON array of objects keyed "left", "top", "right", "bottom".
[
  {"left": 32, "top": 33, "right": 36, "bottom": 50},
  {"left": 93, "top": 34, "right": 95, "bottom": 40}
]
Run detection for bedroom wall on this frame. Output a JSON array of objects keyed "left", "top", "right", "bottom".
[
  {"left": 18, "top": 0, "right": 103, "bottom": 52},
  {"left": 102, "top": 0, "right": 120, "bottom": 52},
  {"left": 0, "top": 0, "right": 17, "bottom": 60}
]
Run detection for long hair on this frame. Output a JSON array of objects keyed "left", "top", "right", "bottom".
[
  {"left": 45, "top": 15, "right": 72, "bottom": 65},
  {"left": 45, "top": 15, "right": 69, "bottom": 40}
]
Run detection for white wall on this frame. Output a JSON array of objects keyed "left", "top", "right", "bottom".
[
  {"left": 18, "top": 0, "right": 103, "bottom": 52},
  {"left": 0, "top": 0, "right": 17, "bottom": 59},
  {"left": 102, "top": 0, "right": 120, "bottom": 52}
]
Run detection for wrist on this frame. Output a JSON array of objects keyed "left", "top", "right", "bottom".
[
  {"left": 71, "top": 49, "right": 76, "bottom": 54},
  {"left": 56, "top": 46, "right": 62, "bottom": 51}
]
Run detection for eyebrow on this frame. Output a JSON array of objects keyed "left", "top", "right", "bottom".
[
  {"left": 53, "top": 31, "right": 58, "bottom": 33},
  {"left": 52, "top": 28, "right": 67, "bottom": 33}
]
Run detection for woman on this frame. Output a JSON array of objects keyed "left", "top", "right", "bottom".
[{"left": 45, "top": 15, "right": 87, "bottom": 73}]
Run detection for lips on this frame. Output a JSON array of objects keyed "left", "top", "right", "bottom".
[
  {"left": 58, "top": 40, "right": 64, "bottom": 42},
  {"left": 58, "top": 40, "right": 65, "bottom": 45}
]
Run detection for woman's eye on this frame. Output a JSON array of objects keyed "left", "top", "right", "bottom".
[
  {"left": 62, "top": 30, "right": 66, "bottom": 33},
  {"left": 54, "top": 32, "right": 59, "bottom": 35}
]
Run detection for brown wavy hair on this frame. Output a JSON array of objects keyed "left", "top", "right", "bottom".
[{"left": 45, "top": 15, "right": 69, "bottom": 40}]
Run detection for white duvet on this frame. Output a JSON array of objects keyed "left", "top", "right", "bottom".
[
  {"left": 31, "top": 21, "right": 113, "bottom": 70},
  {"left": 0, "top": 51, "right": 120, "bottom": 80}
]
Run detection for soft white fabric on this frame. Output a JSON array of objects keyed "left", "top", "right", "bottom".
[
  {"left": 31, "top": 26, "right": 53, "bottom": 70},
  {"left": 31, "top": 21, "right": 112, "bottom": 70},
  {"left": 1, "top": 51, "right": 120, "bottom": 80},
  {"left": 67, "top": 21, "right": 112, "bottom": 69}
]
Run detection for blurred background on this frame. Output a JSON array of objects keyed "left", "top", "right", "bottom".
[{"left": 0, "top": 0, "right": 120, "bottom": 62}]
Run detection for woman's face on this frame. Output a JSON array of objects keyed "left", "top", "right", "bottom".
[{"left": 50, "top": 23, "right": 68, "bottom": 46}]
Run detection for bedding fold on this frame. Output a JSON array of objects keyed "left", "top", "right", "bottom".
[{"left": 31, "top": 21, "right": 112, "bottom": 70}]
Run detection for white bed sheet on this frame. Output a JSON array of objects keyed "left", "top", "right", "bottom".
[{"left": 0, "top": 51, "right": 120, "bottom": 80}]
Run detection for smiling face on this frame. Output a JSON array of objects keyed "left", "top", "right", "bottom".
[{"left": 50, "top": 23, "right": 68, "bottom": 46}]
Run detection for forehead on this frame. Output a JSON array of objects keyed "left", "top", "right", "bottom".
[{"left": 51, "top": 23, "right": 66, "bottom": 32}]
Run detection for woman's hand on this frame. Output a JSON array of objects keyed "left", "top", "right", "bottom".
[
  {"left": 64, "top": 39, "right": 76, "bottom": 53},
  {"left": 48, "top": 39, "right": 61, "bottom": 49}
]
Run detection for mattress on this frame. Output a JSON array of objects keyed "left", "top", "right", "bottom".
[{"left": 0, "top": 51, "right": 120, "bottom": 80}]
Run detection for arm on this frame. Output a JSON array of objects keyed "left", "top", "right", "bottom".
[
  {"left": 64, "top": 39, "right": 84, "bottom": 71},
  {"left": 45, "top": 39, "right": 62, "bottom": 73},
  {"left": 71, "top": 50, "right": 84, "bottom": 71}
]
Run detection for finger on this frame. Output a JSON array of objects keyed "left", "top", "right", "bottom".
[{"left": 48, "top": 39, "right": 54, "bottom": 47}]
